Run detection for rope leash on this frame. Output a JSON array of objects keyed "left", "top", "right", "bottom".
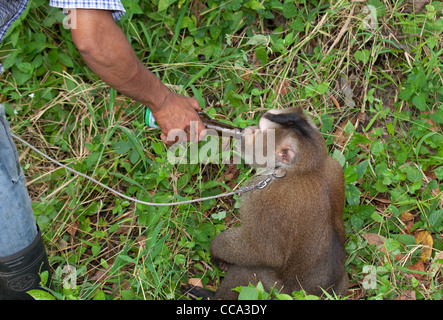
[{"left": 11, "top": 133, "right": 274, "bottom": 207}]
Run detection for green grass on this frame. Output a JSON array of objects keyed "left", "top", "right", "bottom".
[{"left": 0, "top": 0, "right": 442, "bottom": 300}]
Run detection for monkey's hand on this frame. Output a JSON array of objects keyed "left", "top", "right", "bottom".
[
  {"left": 210, "top": 229, "right": 254, "bottom": 268},
  {"left": 211, "top": 228, "right": 280, "bottom": 268},
  {"left": 153, "top": 92, "right": 206, "bottom": 145}
]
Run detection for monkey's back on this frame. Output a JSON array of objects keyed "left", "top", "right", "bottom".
[{"left": 239, "top": 156, "right": 347, "bottom": 295}]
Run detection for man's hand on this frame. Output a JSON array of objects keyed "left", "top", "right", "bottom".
[
  {"left": 69, "top": 9, "right": 205, "bottom": 144},
  {"left": 152, "top": 93, "right": 205, "bottom": 144}
]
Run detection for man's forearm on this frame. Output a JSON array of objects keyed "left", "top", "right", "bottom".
[
  {"left": 69, "top": 8, "right": 205, "bottom": 144},
  {"left": 70, "top": 9, "right": 169, "bottom": 112}
]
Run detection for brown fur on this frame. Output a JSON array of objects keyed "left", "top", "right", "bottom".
[{"left": 209, "top": 107, "right": 348, "bottom": 299}]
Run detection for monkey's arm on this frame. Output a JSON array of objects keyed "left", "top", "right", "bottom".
[{"left": 210, "top": 228, "right": 283, "bottom": 268}]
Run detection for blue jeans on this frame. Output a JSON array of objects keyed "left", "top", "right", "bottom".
[{"left": 0, "top": 104, "right": 37, "bottom": 257}]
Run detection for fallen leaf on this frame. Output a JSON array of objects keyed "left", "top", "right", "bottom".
[
  {"left": 422, "top": 110, "right": 440, "bottom": 132},
  {"left": 424, "top": 166, "right": 437, "bottom": 180},
  {"left": 407, "top": 260, "right": 428, "bottom": 281},
  {"left": 373, "top": 196, "right": 391, "bottom": 205},
  {"left": 91, "top": 270, "right": 107, "bottom": 282},
  {"left": 356, "top": 111, "right": 366, "bottom": 124},
  {"left": 348, "top": 288, "right": 366, "bottom": 300},
  {"left": 400, "top": 211, "right": 414, "bottom": 222},
  {"left": 364, "top": 233, "right": 404, "bottom": 261},
  {"left": 67, "top": 220, "right": 79, "bottom": 237},
  {"left": 394, "top": 289, "right": 416, "bottom": 300},
  {"left": 407, "top": 0, "right": 430, "bottom": 12},
  {"left": 329, "top": 94, "right": 342, "bottom": 112},
  {"left": 188, "top": 278, "right": 203, "bottom": 288},
  {"left": 223, "top": 163, "right": 239, "bottom": 180},
  {"left": 416, "top": 231, "right": 433, "bottom": 261},
  {"left": 403, "top": 220, "right": 414, "bottom": 233},
  {"left": 364, "top": 233, "right": 386, "bottom": 253},
  {"left": 276, "top": 79, "right": 291, "bottom": 98},
  {"left": 91, "top": 263, "right": 114, "bottom": 282}
]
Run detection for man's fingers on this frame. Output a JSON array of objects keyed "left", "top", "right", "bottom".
[
  {"left": 161, "top": 133, "right": 176, "bottom": 146},
  {"left": 162, "top": 120, "right": 206, "bottom": 145},
  {"left": 189, "top": 97, "right": 202, "bottom": 111},
  {"left": 154, "top": 94, "right": 206, "bottom": 145},
  {"left": 160, "top": 133, "right": 169, "bottom": 145}
]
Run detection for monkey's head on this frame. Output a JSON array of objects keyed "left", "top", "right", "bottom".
[{"left": 241, "top": 107, "right": 327, "bottom": 173}]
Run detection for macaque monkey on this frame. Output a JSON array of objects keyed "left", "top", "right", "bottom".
[{"left": 184, "top": 107, "right": 348, "bottom": 299}]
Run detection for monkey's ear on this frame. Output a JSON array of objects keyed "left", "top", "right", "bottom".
[{"left": 276, "top": 143, "right": 296, "bottom": 165}]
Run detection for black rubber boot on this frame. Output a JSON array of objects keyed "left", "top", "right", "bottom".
[{"left": 0, "top": 227, "right": 51, "bottom": 300}]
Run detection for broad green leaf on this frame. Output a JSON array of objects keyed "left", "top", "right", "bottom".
[
  {"left": 237, "top": 286, "right": 259, "bottom": 300},
  {"left": 429, "top": 209, "right": 443, "bottom": 231},
  {"left": 158, "top": 0, "right": 169, "bottom": 12},
  {"left": 275, "top": 293, "right": 293, "bottom": 300},
  {"left": 254, "top": 47, "right": 268, "bottom": 65},
  {"left": 283, "top": 0, "right": 297, "bottom": 19},
  {"left": 113, "top": 140, "right": 130, "bottom": 155},
  {"left": 412, "top": 92, "right": 427, "bottom": 111},
  {"left": 354, "top": 49, "right": 370, "bottom": 64},
  {"left": 27, "top": 289, "right": 55, "bottom": 300},
  {"left": 431, "top": 109, "right": 443, "bottom": 124},
  {"left": 345, "top": 184, "right": 361, "bottom": 206}
]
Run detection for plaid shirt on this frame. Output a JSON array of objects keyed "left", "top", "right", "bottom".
[
  {"left": 0, "top": 0, "right": 29, "bottom": 43},
  {"left": 49, "top": 0, "right": 125, "bottom": 20},
  {"left": 0, "top": 0, "right": 125, "bottom": 73}
]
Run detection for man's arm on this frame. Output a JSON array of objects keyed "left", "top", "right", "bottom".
[{"left": 69, "top": 9, "right": 205, "bottom": 143}]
